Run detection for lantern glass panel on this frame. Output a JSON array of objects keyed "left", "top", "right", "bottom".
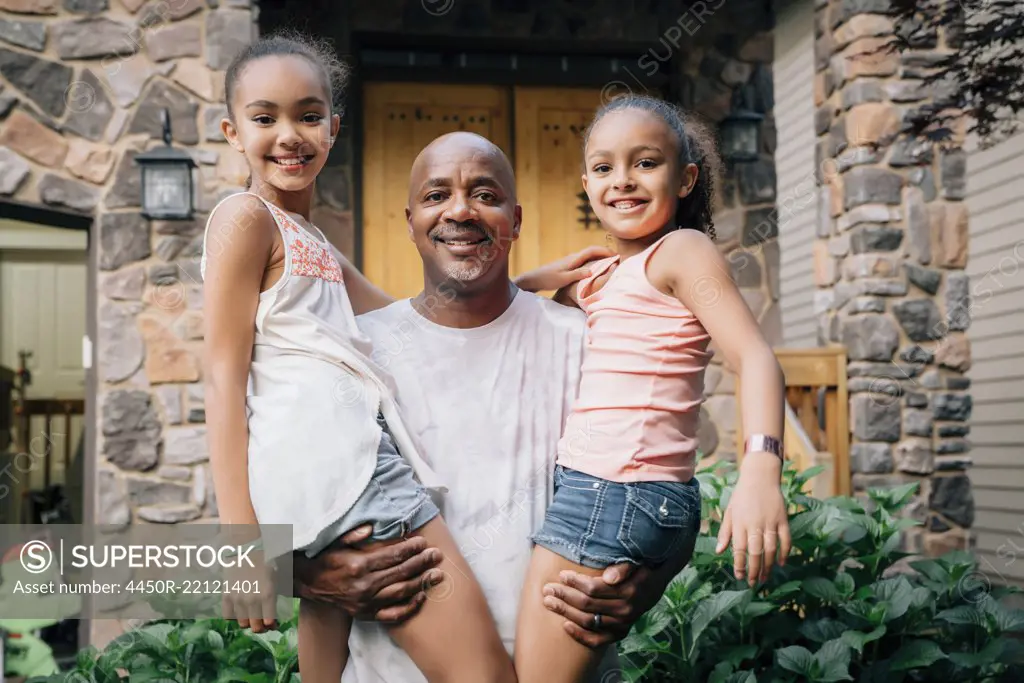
[
  {"left": 143, "top": 163, "right": 192, "bottom": 218},
  {"left": 722, "top": 120, "right": 759, "bottom": 162}
]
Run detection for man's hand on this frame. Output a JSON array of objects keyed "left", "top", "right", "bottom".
[
  {"left": 541, "top": 562, "right": 671, "bottom": 648},
  {"left": 514, "top": 245, "right": 614, "bottom": 295},
  {"left": 292, "top": 524, "right": 445, "bottom": 624}
]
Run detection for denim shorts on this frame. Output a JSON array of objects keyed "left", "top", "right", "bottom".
[
  {"left": 299, "top": 413, "right": 440, "bottom": 558},
  {"left": 531, "top": 465, "right": 702, "bottom": 570}
]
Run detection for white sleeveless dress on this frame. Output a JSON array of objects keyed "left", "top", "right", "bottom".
[{"left": 200, "top": 192, "right": 444, "bottom": 556}]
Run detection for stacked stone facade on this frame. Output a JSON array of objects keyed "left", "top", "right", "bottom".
[
  {"left": 812, "top": 0, "right": 973, "bottom": 554},
  {"left": 0, "top": 0, "right": 263, "bottom": 528},
  {"left": 0, "top": 0, "right": 782, "bottom": 534}
]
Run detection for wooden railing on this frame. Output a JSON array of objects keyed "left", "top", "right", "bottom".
[
  {"left": 735, "top": 345, "right": 850, "bottom": 497},
  {"left": 16, "top": 398, "right": 85, "bottom": 489},
  {"left": 10, "top": 397, "right": 85, "bottom": 523}
]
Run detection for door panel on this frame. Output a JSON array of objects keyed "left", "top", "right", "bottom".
[
  {"left": 511, "top": 87, "right": 608, "bottom": 279},
  {"left": 361, "top": 83, "right": 512, "bottom": 299},
  {"left": 0, "top": 250, "right": 87, "bottom": 399}
]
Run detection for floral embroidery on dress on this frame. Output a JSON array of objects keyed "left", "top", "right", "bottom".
[
  {"left": 260, "top": 201, "right": 343, "bottom": 283},
  {"left": 291, "top": 237, "right": 344, "bottom": 283},
  {"left": 266, "top": 203, "right": 301, "bottom": 234}
]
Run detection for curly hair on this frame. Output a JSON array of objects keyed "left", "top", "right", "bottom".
[{"left": 582, "top": 94, "right": 722, "bottom": 241}]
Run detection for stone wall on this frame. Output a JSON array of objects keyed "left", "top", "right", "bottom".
[
  {"left": 0, "top": 0, "right": 261, "bottom": 531},
  {"left": 812, "top": 0, "right": 973, "bottom": 554}
]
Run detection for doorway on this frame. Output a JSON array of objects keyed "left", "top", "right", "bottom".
[
  {"left": 360, "top": 83, "right": 611, "bottom": 299},
  {"left": 0, "top": 221, "right": 87, "bottom": 527}
]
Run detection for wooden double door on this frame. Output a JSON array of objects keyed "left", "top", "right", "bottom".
[{"left": 361, "top": 83, "right": 609, "bottom": 298}]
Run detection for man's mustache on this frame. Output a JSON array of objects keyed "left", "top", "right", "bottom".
[{"left": 429, "top": 222, "right": 492, "bottom": 241}]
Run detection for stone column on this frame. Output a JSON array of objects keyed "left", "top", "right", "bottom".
[
  {"left": 672, "top": 29, "right": 782, "bottom": 466},
  {"left": 812, "top": 0, "right": 973, "bottom": 554}
]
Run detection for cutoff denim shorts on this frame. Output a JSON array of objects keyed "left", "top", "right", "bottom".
[
  {"left": 531, "top": 465, "right": 702, "bottom": 570},
  {"left": 299, "top": 412, "right": 440, "bottom": 558}
]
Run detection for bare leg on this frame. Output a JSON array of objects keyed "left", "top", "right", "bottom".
[
  {"left": 299, "top": 598, "right": 351, "bottom": 683},
  {"left": 513, "top": 546, "right": 608, "bottom": 683},
  {"left": 387, "top": 517, "right": 517, "bottom": 683}
]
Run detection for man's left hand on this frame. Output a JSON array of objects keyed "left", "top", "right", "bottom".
[{"left": 541, "top": 562, "right": 667, "bottom": 648}]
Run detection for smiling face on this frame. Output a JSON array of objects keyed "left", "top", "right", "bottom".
[
  {"left": 406, "top": 133, "right": 521, "bottom": 290},
  {"left": 221, "top": 54, "right": 339, "bottom": 194},
  {"left": 582, "top": 108, "right": 697, "bottom": 242}
]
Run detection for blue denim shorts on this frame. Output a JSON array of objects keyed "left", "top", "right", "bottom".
[
  {"left": 531, "top": 465, "right": 702, "bottom": 569},
  {"left": 299, "top": 413, "right": 440, "bottom": 558}
]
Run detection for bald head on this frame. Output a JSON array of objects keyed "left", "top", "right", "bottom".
[{"left": 408, "top": 131, "right": 516, "bottom": 203}]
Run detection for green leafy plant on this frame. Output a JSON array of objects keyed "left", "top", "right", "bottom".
[
  {"left": 32, "top": 464, "right": 1024, "bottom": 683},
  {"left": 619, "top": 461, "right": 1024, "bottom": 683},
  {"left": 32, "top": 613, "right": 300, "bottom": 683}
]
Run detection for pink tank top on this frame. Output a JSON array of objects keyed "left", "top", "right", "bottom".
[{"left": 555, "top": 233, "right": 713, "bottom": 483}]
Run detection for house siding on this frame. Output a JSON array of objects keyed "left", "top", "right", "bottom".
[
  {"left": 965, "top": 130, "right": 1024, "bottom": 586},
  {"left": 772, "top": 0, "right": 818, "bottom": 348}
]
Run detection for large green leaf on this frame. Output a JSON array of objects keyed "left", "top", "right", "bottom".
[
  {"left": 908, "top": 559, "right": 950, "bottom": 584},
  {"left": 804, "top": 577, "right": 842, "bottom": 604},
  {"left": 776, "top": 645, "right": 815, "bottom": 676},
  {"left": 710, "top": 660, "right": 735, "bottom": 683},
  {"left": 689, "top": 590, "right": 749, "bottom": 649},
  {"left": 948, "top": 638, "right": 1006, "bottom": 670},
  {"left": 874, "top": 577, "right": 915, "bottom": 622},
  {"left": 770, "top": 581, "right": 803, "bottom": 600},
  {"left": 992, "top": 604, "right": 1024, "bottom": 633},
  {"left": 789, "top": 508, "right": 826, "bottom": 539},
  {"left": 739, "top": 600, "right": 775, "bottom": 620},
  {"left": 799, "top": 618, "right": 848, "bottom": 644},
  {"left": 834, "top": 572, "right": 855, "bottom": 597},
  {"left": 815, "top": 638, "right": 852, "bottom": 682},
  {"left": 908, "top": 586, "right": 932, "bottom": 611},
  {"left": 840, "top": 599, "right": 876, "bottom": 626},
  {"left": 999, "top": 637, "right": 1024, "bottom": 664},
  {"left": 122, "top": 667, "right": 178, "bottom": 683},
  {"left": 889, "top": 639, "right": 947, "bottom": 671},
  {"left": 839, "top": 625, "right": 886, "bottom": 655},
  {"left": 937, "top": 605, "right": 988, "bottom": 628},
  {"left": 216, "top": 668, "right": 274, "bottom": 683},
  {"left": 721, "top": 644, "right": 758, "bottom": 667}
]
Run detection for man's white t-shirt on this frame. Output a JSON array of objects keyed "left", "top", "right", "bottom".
[{"left": 344, "top": 289, "right": 618, "bottom": 682}]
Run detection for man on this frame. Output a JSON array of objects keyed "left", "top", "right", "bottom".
[{"left": 293, "top": 132, "right": 688, "bottom": 681}]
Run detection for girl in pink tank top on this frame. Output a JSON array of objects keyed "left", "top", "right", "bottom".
[{"left": 513, "top": 94, "right": 790, "bottom": 683}]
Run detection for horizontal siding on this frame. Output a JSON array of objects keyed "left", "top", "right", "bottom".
[
  {"left": 773, "top": 0, "right": 817, "bottom": 348},
  {"left": 965, "top": 126, "right": 1024, "bottom": 587}
]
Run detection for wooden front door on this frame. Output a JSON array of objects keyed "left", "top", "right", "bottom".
[
  {"left": 360, "top": 84, "right": 606, "bottom": 298},
  {"left": 510, "top": 87, "right": 608, "bottom": 279},
  {"left": 361, "top": 83, "right": 511, "bottom": 299}
]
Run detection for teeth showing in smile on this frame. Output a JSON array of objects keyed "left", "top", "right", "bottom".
[
  {"left": 612, "top": 200, "right": 644, "bottom": 209},
  {"left": 270, "top": 156, "right": 312, "bottom": 167},
  {"left": 442, "top": 239, "right": 484, "bottom": 246}
]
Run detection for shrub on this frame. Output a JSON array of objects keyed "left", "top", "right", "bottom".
[
  {"left": 35, "top": 615, "right": 300, "bottom": 683},
  {"left": 36, "top": 464, "right": 1024, "bottom": 683},
  {"left": 619, "top": 462, "right": 1024, "bottom": 683}
]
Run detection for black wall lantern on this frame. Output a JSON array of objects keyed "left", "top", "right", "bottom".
[
  {"left": 719, "top": 91, "right": 764, "bottom": 164},
  {"left": 135, "top": 108, "right": 196, "bottom": 220}
]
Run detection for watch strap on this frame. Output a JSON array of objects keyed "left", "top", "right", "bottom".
[{"left": 744, "top": 434, "right": 784, "bottom": 461}]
